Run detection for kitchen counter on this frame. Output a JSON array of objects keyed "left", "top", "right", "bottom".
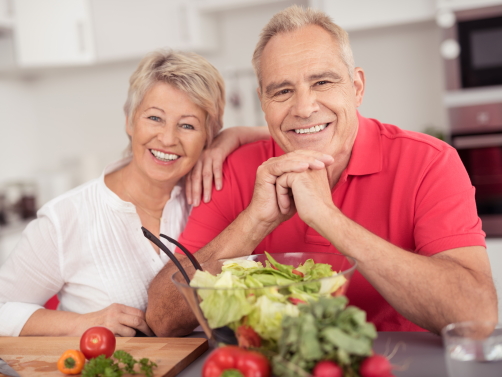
[{"left": 181, "top": 332, "right": 447, "bottom": 377}]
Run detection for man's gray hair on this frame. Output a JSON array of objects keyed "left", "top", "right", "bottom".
[{"left": 252, "top": 5, "right": 355, "bottom": 86}]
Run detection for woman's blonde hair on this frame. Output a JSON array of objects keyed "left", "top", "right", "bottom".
[
  {"left": 252, "top": 5, "right": 355, "bottom": 85},
  {"left": 124, "top": 50, "right": 225, "bottom": 147}
]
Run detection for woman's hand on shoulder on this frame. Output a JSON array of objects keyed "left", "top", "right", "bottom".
[
  {"left": 77, "top": 303, "right": 154, "bottom": 337},
  {"left": 185, "top": 126, "right": 269, "bottom": 206}
]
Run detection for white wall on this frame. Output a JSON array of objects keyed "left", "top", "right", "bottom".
[
  {"left": 352, "top": 20, "right": 447, "bottom": 135},
  {"left": 0, "top": 77, "right": 39, "bottom": 181}
]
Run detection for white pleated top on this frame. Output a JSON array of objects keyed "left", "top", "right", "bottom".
[{"left": 0, "top": 158, "right": 190, "bottom": 336}]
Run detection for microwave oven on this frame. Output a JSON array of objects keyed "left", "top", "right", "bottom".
[{"left": 443, "top": 4, "right": 502, "bottom": 91}]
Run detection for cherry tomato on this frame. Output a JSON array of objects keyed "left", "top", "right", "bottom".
[{"left": 80, "top": 326, "right": 116, "bottom": 360}]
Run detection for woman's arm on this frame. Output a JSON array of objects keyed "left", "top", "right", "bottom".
[
  {"left": 0, "top": 213, "right": 153, "bottom": 337},
  {"left": 186, "top": 126, "right": 269, "bottom": 206},
  {"left": 20, "top": 303, "right": 154, "bottom": 337}
]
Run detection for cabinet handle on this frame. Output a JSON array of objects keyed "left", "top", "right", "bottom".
[{"left": 76, "top": 21, "right": 86, "bottom": 53}]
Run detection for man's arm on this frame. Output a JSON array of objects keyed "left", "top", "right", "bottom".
[
  {"left": 275, "top": 168, "right": 498, "bottom": 333},
  {"left": 146, "top": 151, "right": 334, "bottom": 336}
]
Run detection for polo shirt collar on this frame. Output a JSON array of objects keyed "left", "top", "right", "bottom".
[{"left": 346, "top": 113, "right": 382, "bottom": 176}]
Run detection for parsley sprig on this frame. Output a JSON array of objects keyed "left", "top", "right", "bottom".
[{"left": 81, "top": 350, "right": 157, "bottom": 377}]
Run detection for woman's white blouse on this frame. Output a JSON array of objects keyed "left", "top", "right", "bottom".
[{"left": 0, "top": 158, "right": 190, "bottom": 336}]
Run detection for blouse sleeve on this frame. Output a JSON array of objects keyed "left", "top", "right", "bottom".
[{"left": 0, "top": 206, "right": 64, "bottom": 336}]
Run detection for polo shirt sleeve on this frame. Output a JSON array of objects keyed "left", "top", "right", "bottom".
[
  {"left": 177, "top": 160, "right": 244, "bottom": 254},
  {"left": 414, "top": 146, "right": 485, "bottom": 255}
]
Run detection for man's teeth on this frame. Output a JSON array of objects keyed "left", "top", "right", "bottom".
[
  {"left": 294, "top": 123, "right": 327, "bottom": 134},
  {"left": 150, "top": 150, "right": 180, "bottom": 161}
]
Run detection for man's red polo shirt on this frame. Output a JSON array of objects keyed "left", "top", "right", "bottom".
[{"left": 178, "top": 114, "right": 485, "bottom": 331}]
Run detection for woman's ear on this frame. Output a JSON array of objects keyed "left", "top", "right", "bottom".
[{"left": 126, "top": 116, "right": 133, "bottom": 137}]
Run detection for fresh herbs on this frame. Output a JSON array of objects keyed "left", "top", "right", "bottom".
[
  {"left": 81, "top": 350, "right": 157, "bottom": 377},
  {"left": 273, "top": 296, "right": 377, "bottom": 377}
]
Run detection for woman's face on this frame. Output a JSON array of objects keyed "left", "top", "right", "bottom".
[{"left": 127, "top": 82, "right": 207, "bottom": 185}]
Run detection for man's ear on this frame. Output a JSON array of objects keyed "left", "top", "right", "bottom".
[
  {"left": 257, "top": 87, "right": 264, "bottom": 111},
  {"left": 353, "top": 67, "right": 365, "bottom": 108}
]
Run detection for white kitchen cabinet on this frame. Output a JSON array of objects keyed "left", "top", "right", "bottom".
[
  {"left": 0, "top": 0, "right": 13, "bottom": 31},
  {"left": 13, "top": 0, "right": 95, "bottom": 67},
  {"left": 312, "top": 0, "right": 436, "bottom": 31},
  {"left": 12, "top": 0, "right": 217, "bottom": 68}
]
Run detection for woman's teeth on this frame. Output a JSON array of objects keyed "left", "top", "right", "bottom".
[
  {"left": 150, "top": 149, "right": 180, "bottom": 162},
  {"left": 294, "top": 123, "right": 327, "bottom": 134}
]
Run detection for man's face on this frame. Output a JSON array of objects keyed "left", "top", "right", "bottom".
[{"left": 259, "top": 25, "right": 365, "bottom": 157}]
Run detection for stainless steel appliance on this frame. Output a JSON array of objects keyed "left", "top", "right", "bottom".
[
  {"left": 442, "top": 4, "right": 502, "bottom": 237},
  {"left": 450, "top": 103, "right": 502, "bottom": 237}
]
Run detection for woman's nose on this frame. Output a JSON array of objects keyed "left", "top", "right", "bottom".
[
  {"left": 157, "top": 125, "right": 179, "bottom": 146},
  {"left": 291, "top": 88, "right": 320, "bottom": 119}
]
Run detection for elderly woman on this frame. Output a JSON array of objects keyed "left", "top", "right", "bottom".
[{"left": 0, "top": 50, "right": 268, "bottom": 337}]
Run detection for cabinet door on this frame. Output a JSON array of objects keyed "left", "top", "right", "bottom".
[
  {"left": 13, "top": 0, "right": 96, "bottom": 67},
  {"left": 89, "top": 0, "right": 184, "bottom": 62}
]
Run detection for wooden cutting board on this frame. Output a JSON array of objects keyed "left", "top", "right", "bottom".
[{"left": 0, "top": 337, "right": 208, "bottom": 377}]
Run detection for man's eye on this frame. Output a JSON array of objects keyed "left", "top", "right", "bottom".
[
  {"left": 315, "top": 80, "right": 329, "bottom": 86},
  {"left": 275, "top": 89, "right": 292, "bottom": 97},
  {"left": 181, "top": 124, "right": 195, "bottom": 130},
  {"left": 148, "top": 116, "right": 161, "bottom": 122}
]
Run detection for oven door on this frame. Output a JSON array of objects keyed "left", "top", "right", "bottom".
[{"left": 453, "top": 132, "right": 502, "bottom": 236}]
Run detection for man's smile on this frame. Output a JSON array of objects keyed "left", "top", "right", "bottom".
[{"left": 290, "top": 122, "right": 330, "bottom": 135}]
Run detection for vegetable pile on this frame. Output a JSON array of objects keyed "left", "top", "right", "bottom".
[
  {"left": 191, "top": 252, "right": 347, "bottom": 345},
  {"left": 272, "top": 296, "right": 386, "bottom": 377},
  {"left": 57, "top": 326, "right": 157, "bottom": 377}
]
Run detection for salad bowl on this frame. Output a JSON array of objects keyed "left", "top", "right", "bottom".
[{"left": 171, "top": 252, "right": 357, "bottom": 347}]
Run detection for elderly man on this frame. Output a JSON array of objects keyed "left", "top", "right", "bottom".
[{"left": 146, "top": 5, "right": 497, "bottom": 336}]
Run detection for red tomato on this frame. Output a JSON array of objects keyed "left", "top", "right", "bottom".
[{"left": 80, "top": 326, "right": 116, "bottom": 360}]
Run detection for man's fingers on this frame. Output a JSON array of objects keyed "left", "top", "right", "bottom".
[
  {"left": 260, "top": 159, "right": 323, "bottom": 181},
  {"left": 290, "top": 150, "right": 334, "bottom": 166},
  {"left": 276, "top": 174, "right": 294, "bottom": 215}
]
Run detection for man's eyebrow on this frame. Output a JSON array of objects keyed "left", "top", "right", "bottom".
[
  {"left": 264, "top": 71, "right": 343, "bottom": 96},
  {"left": 308, "top": 71, "right": 342, "bottom": 82},
  {"left": 265, "top": 80, "right": 293, "bottom": 96}
]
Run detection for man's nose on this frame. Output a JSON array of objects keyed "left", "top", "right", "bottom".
[{"left": 291, "top": 88, "right": 320, "bottom": 118}]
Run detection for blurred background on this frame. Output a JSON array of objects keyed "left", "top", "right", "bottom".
[{"left": 1, "top": 0, "right": 502, "bottom": 319}]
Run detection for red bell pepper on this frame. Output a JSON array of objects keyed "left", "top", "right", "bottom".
[{"left": 202, "top": 345, "right": 270, "bottom": 377}]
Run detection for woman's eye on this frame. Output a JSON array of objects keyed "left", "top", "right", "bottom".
[
  {"left": 180, "top": 124, "right": 195, "bottom": 130},
  {"left": 148, "top": 115, "right": 162, "bottom": 122}
]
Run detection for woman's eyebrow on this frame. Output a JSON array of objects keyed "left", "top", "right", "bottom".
[
  {"left": 180, "top": 114, "right": 201, "bottom": 122},
  {"left": 146, "top": 106, "right": 165, "bottom": 113}
]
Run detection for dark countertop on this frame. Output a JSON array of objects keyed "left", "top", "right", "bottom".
[{"left": 179, "top": 331, "right": 447, "bottom": 377}]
